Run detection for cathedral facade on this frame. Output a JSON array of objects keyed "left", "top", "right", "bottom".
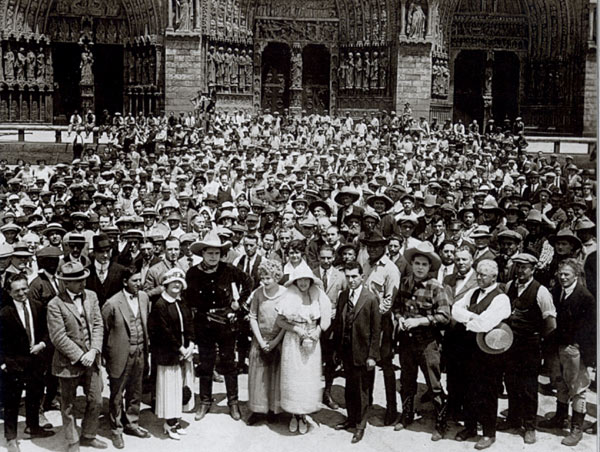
[{"left": 0, "top": 0, "right": 596, "bottom": 135}]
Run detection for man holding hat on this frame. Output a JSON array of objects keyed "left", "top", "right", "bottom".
[
  {"left": 47, "top": 262, "right": 106, "bottom": 452},
  {"left": 451, "top": 259, "right": 511, "bottom": 449},
  {"left": 392, "top": 242, "right": 450, "bottom": 440},
  {"left": 500, "top": 253, "right": 556, "bottom": 444}
]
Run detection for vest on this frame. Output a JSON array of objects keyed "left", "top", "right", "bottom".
[
  {"left": 467, "top": 286, "right": 504, "bottom": 315},
  {"left": 123, "top": 299, "right": 145, "bottom": 348},
  {"left": 506, "top": 280, "right": 543, "bottom": 337}
]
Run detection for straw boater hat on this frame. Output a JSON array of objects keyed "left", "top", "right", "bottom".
[
  {"left": 476, "top": 322, "right": 513, "bottom": 355},
  {"left": 190, "top": 229, "right": 232, "bottom": 255},
  {"left": 404, "top": 242, "right": 441, "bottom": 272},
  {"left": 56, "top": 261, "right": 90, "bottom": 281}
]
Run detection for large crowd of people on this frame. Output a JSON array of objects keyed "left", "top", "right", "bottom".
[{"left": 0, "top": 107, "right": 596, "bottom": 452}]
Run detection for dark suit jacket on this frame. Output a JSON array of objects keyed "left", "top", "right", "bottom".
[
  {"left": 0, "top": 298, "right": 48, "bottom": 372},
  {"left": 86, "top": 260, "right": 128, "bottom": 307},
  {"left": 443, "top": 271, "right": 479, "bottom": 304},
  {"left": 235, "top": 254, "right": 263, "bottom": 290},
  {"left": 336, "top": 205, "right": 365, "bottom": 228},
  {"left": 148, "top": 295, "right": 194, "bottom": 366},
  {"left": 101, "top": 289, "right": 150, "bottom": 379},
  {"left": 333, "top": 286, "right": 381, "bottom": 366},
  {"left": 29, "top": 272, "right": 58, "bottom": 307}
]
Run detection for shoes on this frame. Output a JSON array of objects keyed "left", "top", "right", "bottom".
[
  {"left": 123, "top": 426, "right": 150, "bottom": 438},
  {"left": 323, "top": 393, "right": 340, "bottom": 410},
  {"left": 431, "top": 430, "right": 443, "bottom": 441},
  {"left": 229, "top": 403, "right": 241, "bottom": 421},
  {"left": 266, "top": 411, "right": 278, "bottom": 424},
  {"left": 289, "top": 415, "right": 298, "bottom": 433},
  {"left": 163, "top": 423, "right": 180, "bottom": 441},
  {"left": 67, "top": 442, "right": 80, "bottom": 452},
  {"left": 174, "top": 422, "right": 187, "bottom": 435},
  {"left": 384, "top": 409, "right": 398, "bottom": 426},
  {"left": 538, "top": 403, "right": 569, "bottom": 430},
  {"left": 298, "top": 416, "right": 308, "bottom": 435},
  {"left": 79, "top": 437, "right": 108, "bottom": 449},
  {"left": 335, "top": 420, "right": 355, "bottom": 431},
  {"left": 195, "top": 404, "right": 210, "bottom": 421},
  {"left": 455, "top": 428, "right": 477, "bottom": 442},
  {"left": 585, "top": 421, "right": 597, "bottom": 435},
  {"left": 474, "top": 436, "right": 495, "bottom": 450},
  {"left": 247, "top": 413, "right": 262, "bottom": 426},
  {"left": 24, "top": 427, "right": 55, "bottom": 438},
  {"left": 523, "top": 429, "right": 536, "bottom": 444},
  {"left": 497, "top": 419, "right": 520, "bottom": 431},
  {"left": 351, "top": 429, "right": 364, "bottom": 444},
  {"left": 111, "top": 434, "right": 124, "bottom": 450},
  {"left": 7, "top": 439, "right": 20, "bottom": 452},
  {"left": 561, "top": 412, "right": 584, "bottom": 447},
  {"left": 39, "top": 412, "right": 53, "bottom": 429}
]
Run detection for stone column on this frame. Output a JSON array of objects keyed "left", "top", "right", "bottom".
[
  {"left": 395, "top": 40, "right": 432, "bottom": 118},
  {"left": 167, "top": 0, "right": 175, "bottom": 31},
  {"left": 482, "top": 51, "right": 493, "bottom": 128},
  {"left": 400, "top": 0, "right": 407, "bottom": 38},
  {"left": 289, "top": 43, "right": 303, "bottom": 117}
]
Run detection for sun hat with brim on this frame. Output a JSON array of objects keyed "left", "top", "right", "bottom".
[
  {"left": 548, "top": 230, "right": 582, "bottom": 249},
  {"left": 161, "top": 268, "right": 187, "bottom": 289},
  {"left": 575, "top": 219, "right": 596, "bottom": 231},
  {"left": 471, "top": 225, "right": 492, "bottom": 239},
  {"left": 476, "top": 322, "right": 513, "bottom": 355},
  {"left": 190, "top": 229, "right": 232, "bottom": 255},
  {"left": 56, "top": 261, "right": 90, "bottom": 281},
  {"left": 334, "top": 187, "right": 361, "bottom": 205},
  {"left": 0, "top": 223, "right": 21, "bottom": 234},
  {"left": 284, "top": 262, "right": 324, "bottom": 289},
  {"left": 366, "top": 194, "right": 394, "bottom": 212},
  {"left": 43, "top": 223, "right": 67, "bottom": 236},
  {"left": 360, "top": 231, "right": 390, "bottom": 246},
  {"left": 0, "top": 244, "right": 14, "bottom": 258},
  {"left": 404, "top": 242, "right": 441, "bottom": 272},
  {"left": 309, "top": 200, "right": 332, "bottom": 217}
]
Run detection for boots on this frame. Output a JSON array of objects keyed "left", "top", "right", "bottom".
[
  {"left": 394, "top": 397, "right": 414, "bottom": 431},
  {"left": 539, "top": 401, "right": 569, "bottom": 429},
  {"left": 561, "top": 412, "right": 584, "bottom": 447},
  {"left": 431, "top": 399, "right": 448, "bottom": 441}
]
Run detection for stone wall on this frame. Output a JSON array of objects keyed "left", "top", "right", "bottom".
[
  {"left": 582, "top": 49, "right": 597, "bottom": 137},
  {"left": 394, "top": 42, "right": 432, "bottom": 119},
  {"left": 164, "top": 34, "right": 204, "bottom": 114}
]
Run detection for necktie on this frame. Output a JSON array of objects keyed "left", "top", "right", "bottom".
[
  {"left": 349, "top": 289, "right": 355, "bottom": 306},
  {"left": 442, "top": 266, "right": 448, "bottom": 279},
  {"left": 20, "top": 301, "right": 33, "bottom": 347},
  {"left": 322, "top": 269, "right": 328, "bottom": 291}
]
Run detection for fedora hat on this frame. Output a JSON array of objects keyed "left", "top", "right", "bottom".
[
  {"left": 92, "top": 233, "right": 112, "bottom": 251},
  {"left": 190, "top": 229, "right": 232, "bottom": 255},
  {"left": 334, "top": 187, "right": 361, "bottom": 205},
  {"left": 476, "top": 322, "right": 513, "bottom": 355},
  {"left": 548, "top": 229, "right": 582, "bottom": 250},
  {"left": 422, "top": 194, "right": 440, "bottom": 209},
  {"left": 404, "top": 242, "right": 441, "bottom": 272},
  {"left": 56, "top": 261, "right": 90, "bottom": 281},
  {"left": 458, "top": 206, "right": 478, "bottom": 219},
  {"left": 360, "top": 231, "right": 390, "bottom": 246},
  {"left": 480, "top": 199, "right": 505, "bottom": 216}
]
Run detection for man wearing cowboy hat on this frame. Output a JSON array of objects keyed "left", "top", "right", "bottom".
[
  {"left": 47, "top": 262, "right": 106, "bottom": 452},
  {"left": 392, "top": 242, "right": 450, "bottom": 440},
  {"left": 451, "top": 259, "right": 511, "bottom": 450},
  {"left": 499, "top": 253, "right": 556, "bottom": 444},
  {"left": 186, "top": 230, "right": 253, "bottom": 422}
]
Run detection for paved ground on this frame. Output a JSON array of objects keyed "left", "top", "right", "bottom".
[{"left": 0, "top": 368, "right": 596, "bottom": 452}]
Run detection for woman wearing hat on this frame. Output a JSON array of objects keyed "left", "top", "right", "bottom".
[
  {"left": 276, "top": 262, "right": 331, "bottom": 434},
  {"left": 148, "top": 268, "right": 195, "bottom": 440}
]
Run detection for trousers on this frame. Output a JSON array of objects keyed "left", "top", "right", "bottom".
[
  {"left": 108, "top": 347, "right": 145, "bottom": 435},
  {"left": 3, "top": 369, "right": 44, "bottom": 440}
]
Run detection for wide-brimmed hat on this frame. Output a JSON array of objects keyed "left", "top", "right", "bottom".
[
  {"left": 56, "top": 261, "right": 90, "bottom": 281},
  {"left": 42, "top": 222, "right": 66, "bottom": 236},
  {"left": 190, "top": 229, "right": 232, "bottom": 255},
  {"left": 458, "top": 206, "right": 478, "bottom": 219},
  {"left": 0, "top": 243, "right": 14, "bottom": 258},
  {"left": 480, "top": 199, "right": 505, "bottom": 216},
  {"left": 360, "top": 231, "right": 390, "bottom": 246},
  {"left": 404, "top": 242, "right": 441, "bottom": 272},
  {"left": 284, "top": 262, "right": 323, "bottom": 288},
  {"left": 0, "top": 223, "right": 21, "bottom": 234},
  {"left": 309, "top": 200, "right": 332, "bottom": 217},
  {"left": 471, "top": 225, "right": 491, "bottom": 239},
  {"left": 334, "top": 187, "right": 361, "bottom": 205},
  {"left": 422, "top": 194, "right": 440, "bottom": 209},
  {"left": 161, "top": 268, "right": 187, "bottom": 289},
  {"left": 366, "top": 194, "right": 394, "bottom": 212},
  {"left": 548, "top": 229, "right": 582, "bottom": 249},
  {"left": 476, "top": 322, "right": 513, "bottom": 355},
  {"left": 12, "top": 242, "right": 33, "bottom": 257}
]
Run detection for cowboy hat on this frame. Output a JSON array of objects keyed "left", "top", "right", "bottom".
[
  {"left": 548, "top": 229, "right": 582, "bottom": 249},
  {"left": 56, "top": 261, "right": 90, "bottom": 281},
  {"left": 334, "top": 187, "right": 361, "bottom": 205},
  {"left": 476, "top": 322, "right": 513, "bottom": 355},
  {"left": 284, "top": 262, "right": 323, "bottom": 289},
  {"left": 190, "top": 229, "right": 232, "bottom": 255},
  {"left": 404, "top": 242, "right": 441, "bottom": 272},
  {"left": 309, "top": 200, "right": 332, "bottom": 217}
]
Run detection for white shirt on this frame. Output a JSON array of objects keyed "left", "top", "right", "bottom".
[
  {"left": 94, "top": 260, "right": 109, "bottom": 283},
  {"left": 452, "top": 283, "right": 511, "bottom": 333},
  {"left": 13, "top": 298, "right": 35, "bottom": 346},
  {"left": 563, "top": 281, "right": 577, "bottom": 300},
  {"left": 348, "top": 286, "right": 361, "bottom": 307},
  {"left": 455, "top": 268, "right": 474, "bottom": 295},
  {"left": 66, "top": 289, "right": 84, "bottom": 315},
  {"left": 123, "top": 289, "right": 139, "bottom": 317}
]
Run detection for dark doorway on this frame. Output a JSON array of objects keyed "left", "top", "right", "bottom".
[
  {"left": 52, "top": 43, "right": 81, "bottom": 124},
  {"left": 261, "top": 43, "right": 290, "bottom": 113},
  {"left": 302, "top": 45, "right": 330, "bottom": 114},
  {"left": 453, "top": 50, "right": 486, "bottom": 126},
  {"left": 492, "top": 51, "right": 520, "bottom": 124},
  {"left": 94, "top": 44, "right": 124, "bottom": 117}
]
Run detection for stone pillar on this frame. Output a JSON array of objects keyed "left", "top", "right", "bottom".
[
  {"left": 167, "top": 0, "right": 175, "bottom": 31},
  {"left": 289, "top": 43, "right": 303, "bottom": 117},
  {"left": 394, "top": 40, "right": 432, "bottom": 118},
  {"left": 400, "top": 0, "right": 407, "bottom": 38},
  {"left": 164, "top": 33, "right": 203, "bottom": 115}
]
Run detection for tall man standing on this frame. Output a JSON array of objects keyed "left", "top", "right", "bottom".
[
  {"left": 186, "top": 230, "right": 252, "bottom": 422},
  {"left": 86, "top": 234, "right": 127, "bottom": 307},
  {"left": 102, "top": 268, "right": 151, "bottom": 449},
  {"left": 47, "top": 262, "right": 106, "bottom": 452}
]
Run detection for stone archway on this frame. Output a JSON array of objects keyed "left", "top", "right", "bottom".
[{"left": 260, "top": 42, "right": 291, "bottom": 113}]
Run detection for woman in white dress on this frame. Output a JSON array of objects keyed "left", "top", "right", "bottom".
[{"left": 276, "top": 262, "right": 331, "bottom": 434}]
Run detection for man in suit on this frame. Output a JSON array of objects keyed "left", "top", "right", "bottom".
[
  {"left": 102, "top": 267, "right": 151, "bottom": 449},
  {"left": 143, "top": 237, "right": 182, "bottom": 303},
  {"left": 540, "top": 258, "right": 595, "bottom": 447},
  {"left": 312, "top": 245, "right": 346, "bottom": 409},
  {"left": 47, "top": 261, "right": 106, "bottom": 452},
  {"left": 86, "top": 234, "right": 127, "bottom": 307},
  {"left": 471, "top": 226, "right": 496, "bottom": 267},
  {"left": 333, "top": 261, "right": 381, "bottom": 443},
  {"left": 1, "top": 273, "right": 55, "bottom": 452}
]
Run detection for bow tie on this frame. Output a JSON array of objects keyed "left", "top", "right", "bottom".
[{"left": 456, "top": 275, "right": 466, "bottom": 281}]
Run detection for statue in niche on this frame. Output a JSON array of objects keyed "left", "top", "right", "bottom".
[
  {"left": 237, "top": 49, "right": 247, "bottom": 92},
  {"left": 80, "top": 46, "right": 94, "bottom": 85},
  {"left": 354, "top": 52, "right": 363, "bottom": 92},
  {"left": 46, "top": 52, "right": 53, "bottom": 82},
  {"left": 291, "top": 48, "right": 302, "bottom": 90},
  {"left": 107, "top": 20, "right": 118, "bottom": 43},
  {"left": 126, "top": 50, "right": 135, "bottom": 84},
  {"left": 346, "top": 52, "right": 354, "bottom": 89},
  {"left": 135, "top": 50, "right": 143, "bottom": 84},
  {"left": 432, "top": 60, "right": 449, "bottom": 97},
  {"left": 215, "top": 46, "right": 224, "bottom": 90},
  {"left": 96, "top": 20, "right": 107, "bottom": 43},
  {"left": 407, "top": 2, "right": 426, "bottom": 39},
  {"left": 245, "top": 50, "right": 253, "bottom": 90},
  {"left": 484, "top": 62, "right": 493, "bottom": 96},
  {"left": 16, "top": 48, "right": 26, "bottom": 81},
  {"left": 175, "top": 0, "right": 193, "bottom": 32},
  {"left": 379, "top": 52, "right": 388, "bottom": 90},
  {"left": 337, "top": 53, "right": 347, "bottom": 90},
  {"left": 230, "top": 48, "right": 239, "bottom": 90},
  {"left": 223, "top": 47, "right": 233, "bottom": 92},
  {"left": 26, "top": 48, "right": 36, "bottom": 81},
  {"left": 4, "top": 47, "right": 15, "bottom": 81},
  {"left": 364, "top": 51, "right": 371, "bottom": 91},
  {"left": 207, "top": 46, "right": 217, "bottom": 88},
  {"left": 370, "top": 51, "right": 379, "bottom": 90}
]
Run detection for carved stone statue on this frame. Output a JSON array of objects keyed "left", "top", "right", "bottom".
[
  {"left": 207, "top": 46, "right": 217, "bottom": 88},
  {"left": 378, "top": 52, "right": 388, "bottom": 90},
  {"left": 364, "top": 51, "right": 371, "bottom": 91},
  {"left": 175, "top": 0, "right": 193, "bottom": 32},
  {"left": 36, "top": 48, "right": 46, "bottom": 82},
  {"left": 291, "top": 48, "right": 302, "bottom": 90},
  {"left": 354, "top": 52, "right": 363, "bottom": 91},
  {"left": 148, "top": 48, "right": 156, "bottom": 85},
  {"left": 26, "top": 49, "right": 36, "bottom": 81},
  {"left": 231, "top": 48, "right": 239, "bottom": 90},
  {"left": 80, "top": 46, "right": 94, "bottom": 85},
  {"left": 245, "top": 50, "right": 253, "bottom": 90},
  {"left": 135, "top": 50, "right": 142, "bottom": 84},
  {"left": 346, "top": 52, "right": 354, "bottom": 89},
  {"left": 215, "top": 46, "right": 224, "bottom": 90},
  {"left": 337, "top": 53, "right": 347, "bottom": 90},
  {"left": 4, "top": 47, "right": 15, "bottom": 81},
  {"left": 484, "top": 63, "right": 493, "bottom": 96},
  {"left": 223, "top": 47, "right": 233, "bottom": 91},
  {"left": 238, "top": 49, "right": 247, "bottom": 92},
  {"left": 407, "top": 2, "right": 426, "bottom": 39},
  {"left": 16, "top": 48, "right": 26, "bottom": 81},
  {"left": 432, "top": 60, "right": 449, "bottom": 97},
  {"left": 370, "top": 51, "right": 379, "bottom": 90},
  {"left": 46, "top": 52, "right": 53, "bottom": 82}
]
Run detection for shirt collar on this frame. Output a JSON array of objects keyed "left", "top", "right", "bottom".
[
  {"left": 162, "top": 292, "right": 179, "bottom": 304},
  {"left": 66, "top": 289, "right": 82, "bottom": 301},
  {"left": 480, "top": 282, "right": 498, "bottom": 296},
  {"left": 564, "top": 281, "right": 577, "bottom": 297}
]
